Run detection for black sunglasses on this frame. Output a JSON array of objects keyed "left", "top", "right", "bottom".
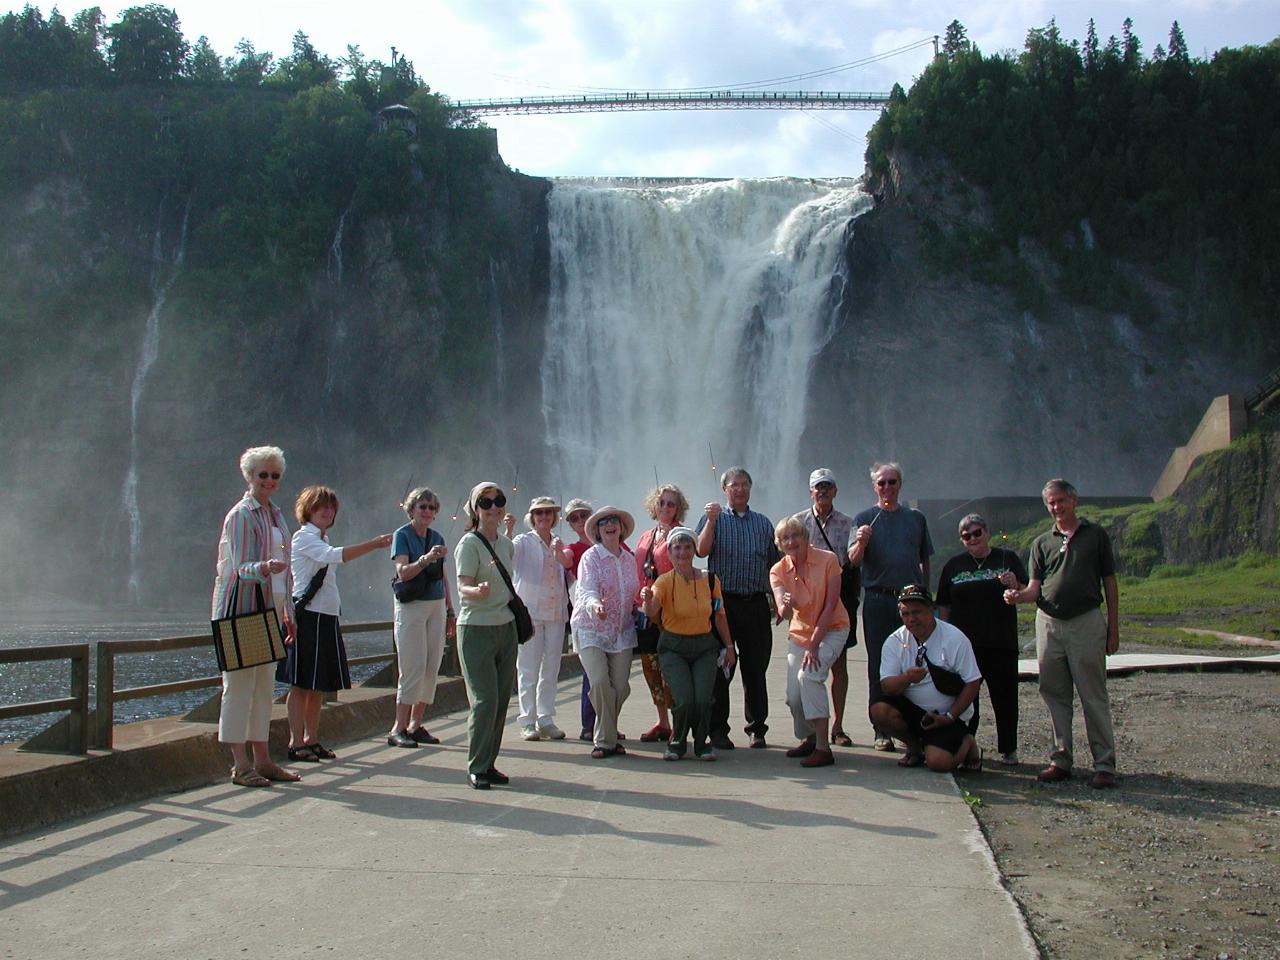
[
  {"left": 256, "top": 471, "right": 282, "bottom": 480},
  {"left": 597, "top": 515, "right": 621, "bottom": 526},
  {"left": 476, "top": 494, "right": 507, "bottom": 510},
  {"left": 960, "top": 528, "right": 985, "bottom": 541},
  {"left": 915, "top": 643, "right": 928, "bottom": 668},
  {"left": 875, "top": 478, "right": 899, "bottom": 487}
]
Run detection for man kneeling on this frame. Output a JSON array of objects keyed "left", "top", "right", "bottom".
[{"left": 870, "top": 584, "right": 984, "bottom": 772}]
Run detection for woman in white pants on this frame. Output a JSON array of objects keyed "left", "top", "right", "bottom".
[
  {"left": 512, "top": 496, "right": 572, "bottom": 740},
  {"left": 388, "top": 487, "right": 456, "bottom": 748},
  {"left": 571, "top": 506, "right": 640, "bottom": 759},
  {"left": 769, "top": 516, "right": 851, "bottom": 769},
  {"left": 212, "top": 445, "right": 302, "bottom": 787}
]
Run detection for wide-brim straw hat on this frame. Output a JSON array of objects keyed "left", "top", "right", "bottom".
[
  {"left": 524, "top": 495, "right": 562, "bottom": 529},
  {"left": 585, "top": 505, "right": 635, "bottom": 544}
]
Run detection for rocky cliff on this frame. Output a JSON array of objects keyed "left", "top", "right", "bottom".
[{"left": 801, "top": 149, "right": 1260, "bottom": 501}]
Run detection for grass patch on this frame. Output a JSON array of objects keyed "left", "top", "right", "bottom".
[{"left": 1011, "top": 553, "right": 1280, "bottom": 649}]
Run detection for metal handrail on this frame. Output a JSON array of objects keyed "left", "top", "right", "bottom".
[
  {"left": 0, "top": 643, "right": 89, "bottom": 753},
  {"left": 91, "top": 620, "right": 402, "bottom": 749}
]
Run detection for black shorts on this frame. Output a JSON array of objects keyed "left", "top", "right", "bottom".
[{"left": 880, "top": 695, "right": 970, "bottom": 755}]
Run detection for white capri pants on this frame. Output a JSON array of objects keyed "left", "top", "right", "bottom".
[
  {"left": 517, "top": 618, "right": 566, "bottom": 727},
  {"left": 394, "top": 597, "right": 447, "bottom": 705},
  {"left": 786, "top": 629, "right": 850, "bottom": 741},
  {"left": 219, "top": 594, "right": 289, "bottom": 743}
]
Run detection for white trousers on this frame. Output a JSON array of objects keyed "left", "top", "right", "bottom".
[
  {"left": 517, "top": 618, "right": 565, "bottom": 726},
  {"left": 579, "top": 645, "right": 632, "bottom": 749},
  {"left": 219, "top": 662, "right": 277, "bottom": 744},
  {"left": 394, "top": 597, "right": 447, "bottom": 705},
  {"left": 786, "top": 629, "right": 849, "bottom": 740}
]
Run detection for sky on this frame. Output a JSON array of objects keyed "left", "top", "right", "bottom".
[{"left": 22, "top": 1, "right": 1280, "bottom": 177}]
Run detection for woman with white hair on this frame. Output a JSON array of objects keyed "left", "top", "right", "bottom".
[
  {"left": 512, "top": 496, "right": 572, "bottom": 741},
  {"left": 454, "top": 481, "right": 519, "bottom": 789},
  {"left": 212, "top": 445, "right": 302, "bottom": 787},
  {"left": 571, "top": 506, "right": 640, "bottom": 759},
  {"left": 640, "top": 526, "right": 735, "bottom": 761}
]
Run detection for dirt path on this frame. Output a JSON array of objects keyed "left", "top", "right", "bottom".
[{"left": 965, "top": 669, "right": 1280, "bottom": 959}]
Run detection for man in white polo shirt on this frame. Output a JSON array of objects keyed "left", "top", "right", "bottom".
[{"left": 870, "top": 584, "right": 983, "bottom": 772}]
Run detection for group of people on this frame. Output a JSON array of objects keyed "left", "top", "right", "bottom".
[{"left": 212, "top": 446, "right": 1121, "bottom": 792}]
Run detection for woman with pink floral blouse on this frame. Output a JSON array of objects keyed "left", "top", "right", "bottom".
[{"left": 570, "top": 505, "right": 640, "bottom": 758}]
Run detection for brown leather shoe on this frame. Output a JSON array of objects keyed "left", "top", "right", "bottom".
[
  {"left": 786, "top": 739, "right": 816, "bottom": 758},
  {"left": 1089, "top": 770, "right": 1117, "bottom": 789},
  {"left": 800, "top": 748, "right": 835, "bottom": 768},
  {"left": 1037, "top": 764, "right": 1071, "bottom": 783}
]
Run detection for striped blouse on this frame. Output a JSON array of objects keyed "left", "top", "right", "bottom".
[{"left": 211, "top": 493, "right": 294, "bottom": 619}]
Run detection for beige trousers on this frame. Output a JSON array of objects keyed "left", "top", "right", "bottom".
[{"left": 1036, "top": 607, "right": 1116, "bottom": 773}]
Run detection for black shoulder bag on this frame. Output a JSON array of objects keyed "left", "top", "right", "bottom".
[
  {"left": 292, "top": 565, "right": 328, "bottom": 613},
  {"left": 392, "top": 528, "right": 445, "bottom": 603},
  {"left": 813, "top": 510, "right": 861, "bottom": 642},
  {"left": 919, "top": 643, "right": 967, "bottom": 695},
  {"left": 469, "top": 531, "right": 535, "bottom": 644},
  {"left": 634, "top": 529, "right": 663, "bottom": 654}
]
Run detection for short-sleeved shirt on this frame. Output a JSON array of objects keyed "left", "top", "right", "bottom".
[
  {"left": 880, "top": 619, "right": 982, "bottom": 721},
  {"left": 852, "top": 505, "right": 933, "bottom": 592},
  {"left": 694, "top": 506, "right": 779, "bottom": 594},
  {"left": 769, "top": 548, "right": 850, "bottom": 644},
  {"left": 454, "top": 531, "right": 515, "bottom": 626},
  {"left": 1029, "top": 519, "right": 1116, "bottom": 621},
  {"left": 391, "top": 524, "right": 447, "bottom": 602},
  {"left": 935, "top": 547, "right": 1029, "bottom": 650},
  {"left": 651, "top": 569, "right": 722, "bottom": 636},
  {"left": 792, "top": 507, "right": 854, "bottom": 562}
]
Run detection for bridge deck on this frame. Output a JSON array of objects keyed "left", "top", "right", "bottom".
[
  {"left": 455, "top": 89, "right": 891, "bottom": 115},
  {"left": 0, "top": 629, "right": 1033, "bottom": 958}
]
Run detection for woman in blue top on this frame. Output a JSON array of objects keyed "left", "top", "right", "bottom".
[{"left": 388, "top": 486, "right": 456, "bottom": 748}]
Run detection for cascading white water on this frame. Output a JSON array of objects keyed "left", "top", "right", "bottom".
[
  {"left": 542, "top": 177, "right": 872, "bottom": 521},
  {"left": 122, "top": 198, "right": 190, "bottom": 604}
]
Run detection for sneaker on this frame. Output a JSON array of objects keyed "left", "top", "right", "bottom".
[
  {"left": 521, "top": 725, "right": 544, "bottom": 741},
  {"left": 710, "top": 734, "right": 735, "bottom": 751},
  {"left": 999, "top": 751, "right": 1020, "bottom": 766},
  {"left": 873, "top": 737, "right": 897, "bottom": 752},
  {"left": 663, "top": 748, "right": 681, "bottom": 762},
  {"left": 696, "top": 748, "right": 718, "bottom": 762},
  {"left": 578, "top": 728, "right": 593, "bottom": 742},
  {"left": 749, "top": 734, "right": 767, "bottom": 749},
  {"left": 538, "top": 723, "right": 567, "bottom": 740}
]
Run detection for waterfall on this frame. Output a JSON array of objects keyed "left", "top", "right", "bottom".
[
  {"left": 541, "top": 177, "right": 871, "bottom": 520},
  {"left": 323, "top": 201, "right": 354, "bottom": 397},
  {"left": 122, "top": 197, "right": 190, "bottom": 604},
  {"left": 327, "top": 200, "right": 352, "bottom": 285}
]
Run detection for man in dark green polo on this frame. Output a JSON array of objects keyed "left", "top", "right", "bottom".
[{"left": 1004, "top": 479, "right": 1119, "bottom": 789}]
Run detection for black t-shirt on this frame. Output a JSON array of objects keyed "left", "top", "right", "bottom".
[{"left": 935, "top": 547, "right": 1029, "bottom": 650}]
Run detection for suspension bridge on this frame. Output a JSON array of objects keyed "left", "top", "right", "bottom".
[{"left": 453, "top": 89, "right": 893, "bottom": 116}]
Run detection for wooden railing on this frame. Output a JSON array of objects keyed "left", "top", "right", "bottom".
[
  {"left": 0, "top": 643, "right": 90, "bottom": 754},
  {"left": 90, "top": 620, "right": 407, "bottom": 750}
]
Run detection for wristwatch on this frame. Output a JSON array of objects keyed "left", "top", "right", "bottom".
[{"left": 943, "top": 710, "right": 955, "bottom": 721}]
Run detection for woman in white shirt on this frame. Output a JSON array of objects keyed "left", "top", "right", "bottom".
[
  {"left": 571, "top": 506, "right": 640, "bottom": 759},
  {"left": 512, "top": 496, "right": 573, "bottom": 741},
  {"left": 280, "top": 485, "right": 391, "bottom": 761}
]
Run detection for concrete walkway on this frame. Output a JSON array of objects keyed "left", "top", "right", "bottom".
[{"left": 0, "top": 634, "right": 1034, "bottom": 959}]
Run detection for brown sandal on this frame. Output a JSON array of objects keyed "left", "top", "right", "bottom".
[
  {"left": 231, "top": 767, "right": 270, "bottom": 788},
  {"left": 257, "top": 764, "right": 302, "bottom": 782}
]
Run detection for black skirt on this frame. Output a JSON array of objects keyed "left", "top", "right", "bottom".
[{"left": 276, "top": 609, "right": 351, "bottom": 691}]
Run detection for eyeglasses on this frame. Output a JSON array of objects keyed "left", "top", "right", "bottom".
[
  {"left": 597, "top": 515, "right": 621, "bottom": 526},
  {"left": 875, "top": 478, "right": 899, "bottom": 487},
  {"left": 915, "top": 643, "right": 928, "bottom": 668},
  {"left": 813, "top": 482, "right": 835, "bottom": 491},
  {"left": 415, "top": 502, "right": 439, "bottom": 512},
  {"left": 531, "top": 508, "right": 557, "bottom": 516},
  {"left": 476, "top": 494, "right": 507, "bottom": 510},
  {"left": 658, "top": 499, "right": 679, "bottom": 508},
  {"left": 256, "top": 471, "right": 282, "bottom": 481},
  {"left": 568, "top": 513, "right": 590, "bottom": 523},
  {"left": 960, "top": 528, "right": 985, "bottom": 541}
]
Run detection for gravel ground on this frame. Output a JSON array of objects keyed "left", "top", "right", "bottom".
[{"left": 962, "top": 666, "right": 1280, "bottom": 959}]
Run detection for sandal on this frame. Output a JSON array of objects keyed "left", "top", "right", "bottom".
[
  {"left": 897, "top": 752, "right": 925, "bottom": 768},
  {"left": 231, "top": 767, "right": 270, "bottom": 788},
  {"left": 590, "top": 746, "right": 612, "bottom": 759},
  {"left": 308, "top": 742, "right": 337, "bottom": 759},
  {"left": 257, "top": 764, "right": 302, "bottom": 782},
  {"left": 612, "top": 743, "right": 627, "bottom": 756},
  {"left": 831, "top": 731, "right": 854, "bottom": 747},
  {"left": 287, "top": 745, "right": 320, "bottom": 762},
  {"left": 962, "top": 747, "right": 984, "bottom": 772}
]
